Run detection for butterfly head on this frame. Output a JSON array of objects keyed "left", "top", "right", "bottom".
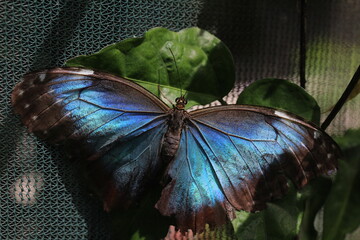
[{"left": 175, "top": 96, "right": 187, "bottom": 110}]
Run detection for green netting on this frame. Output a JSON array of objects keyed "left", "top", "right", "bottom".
[{"left": 1, "top": 1, "right": 359, "bottom": 239}]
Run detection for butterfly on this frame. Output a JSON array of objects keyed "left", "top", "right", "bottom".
[{"left": 11, "top": 67, "right": 340, "bottom": 234}]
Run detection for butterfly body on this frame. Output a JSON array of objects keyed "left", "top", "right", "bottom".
[
  {"left": 161, "top": 108, "right": 188, "bottom": 162},
  {"left": 12, "top": 67, "right": 340, "bottom": 233}
]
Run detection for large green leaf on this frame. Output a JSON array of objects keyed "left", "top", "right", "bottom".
[
  {"left": 237, "top": 79, "right": 320, "bottom": 125},
  {"left": 322, "top": 129, "right": 360, "bottom": 240},
  {"left": 65, "top": 27, "right": 235, "bottom": 108}
]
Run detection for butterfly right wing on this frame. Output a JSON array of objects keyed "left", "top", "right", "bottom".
[
  {"left": 156, "top": 105, "right": 340, "bottom": 233},
  {"left": 11, "top": 67, "right": 171, "bottom": 210}
]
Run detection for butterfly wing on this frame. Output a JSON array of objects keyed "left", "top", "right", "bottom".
[
  {"left": 156, "top": 105, "right": 340, "bottom": 233},
  {"left": 11, "top": 67, "right": 170, "bottom": 210}
]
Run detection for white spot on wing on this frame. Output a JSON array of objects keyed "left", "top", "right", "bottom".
[
  {"left": 24, "top": 104, "right": 30, "bottom": 109},
  {"left": 274, "top": 110, "right": 289, "bottom": 118},
  {"left": 314, "top": 131, "right": 321, "bottom": 139},
  {"left": 274, "top": 110, "right": 301, "bottom": 123},
  {"left": 38, "top": 73, "right": 46, "bottom": 82},
  {"left": 327, "top": 153, "right": 333, "bottom": 159},
  {"left": 68, "top": 69, "right": 94, "bottom": 75},
  {"left": 18, "top": 89, "right": 24, "bottom": 96},
  {"left": 31, "top": 115, "right": 37, "bottom": 121},
  {"left": 79, "top": 69, "right": 94, "bottom": 75}
]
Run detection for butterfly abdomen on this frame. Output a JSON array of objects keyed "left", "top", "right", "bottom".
[
  {"left": 162, "top": 131, "right": 181, "bottom": 157},
  {"left": 161, "top": 109, "right": 188, "bottom": 161}
]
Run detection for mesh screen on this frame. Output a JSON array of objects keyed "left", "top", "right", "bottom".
[{"left": 1, "top": 0, "right": 359, "bottom": 239}]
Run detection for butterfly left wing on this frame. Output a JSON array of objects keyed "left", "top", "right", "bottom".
[
  {"left": 156, "top": 105, "right": 340, "bottom": 233},
  {"left": 11, "top": 67, "right": 171, "bottom": 210}
]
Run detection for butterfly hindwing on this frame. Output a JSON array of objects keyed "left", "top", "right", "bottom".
[
  {"left": 156, "top": 125, "right": 235, "bottom": 232},
  {"left": 11, "top": 67, "right": 170, "bottom": 209},
  {"left": 156, "top": 105, "right": 339, "bottom": 232}
]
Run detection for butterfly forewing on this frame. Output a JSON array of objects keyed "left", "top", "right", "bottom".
[{"left": 11, "top": 67, "right": 170, "bottom": 209}]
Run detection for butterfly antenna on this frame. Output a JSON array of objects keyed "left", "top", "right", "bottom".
[
  {"left": 168, "top": 47, "right": 183, "bottom": 97},
  {"left": 321, "top": 65, "right": 360, "bottom": 130},
  {"left": 157, "top": 68, "right": 174, "bottom": 106}
]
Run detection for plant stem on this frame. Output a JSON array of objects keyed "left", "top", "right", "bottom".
[{"left": 321, "top": 65, "right": 360, "bottom": 130}]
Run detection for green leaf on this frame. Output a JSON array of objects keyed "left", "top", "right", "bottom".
[
  {"left": 65, "top": 27, "right": 235, "bottom": 108},
  {"left": 237, "top": 79, "right": 320, "bottom": 125},
  {"left": 333, "top": 129, "right": 360, "bottom": 150},
  {"left": 322, "top": 129, "right": 360, "bottom": 240},
  {"left": 233, "top": 184, "right": 303, "bottom": 240}
]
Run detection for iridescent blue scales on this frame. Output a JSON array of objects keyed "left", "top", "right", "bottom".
[{"left": 12, "top": 68, "right": 340, "bottom": 233}]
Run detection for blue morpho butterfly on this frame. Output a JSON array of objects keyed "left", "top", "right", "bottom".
[{"left": 11, "top": 67, "right": 340, "bottom": 233}]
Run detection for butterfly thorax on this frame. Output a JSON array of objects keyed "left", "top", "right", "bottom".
[{"left": 161, "top": 98, "right": 189, "bottom": 162}]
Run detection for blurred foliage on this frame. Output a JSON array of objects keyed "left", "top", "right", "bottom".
[
  {"left": 109, "top": 185, "right": 173, "bottom": 240},
  {"left": 321, "top": 129, "right": 360, "bottom": 240},
  {"left": 232, "top": 184, "right": 303, "bottom": 240}
]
